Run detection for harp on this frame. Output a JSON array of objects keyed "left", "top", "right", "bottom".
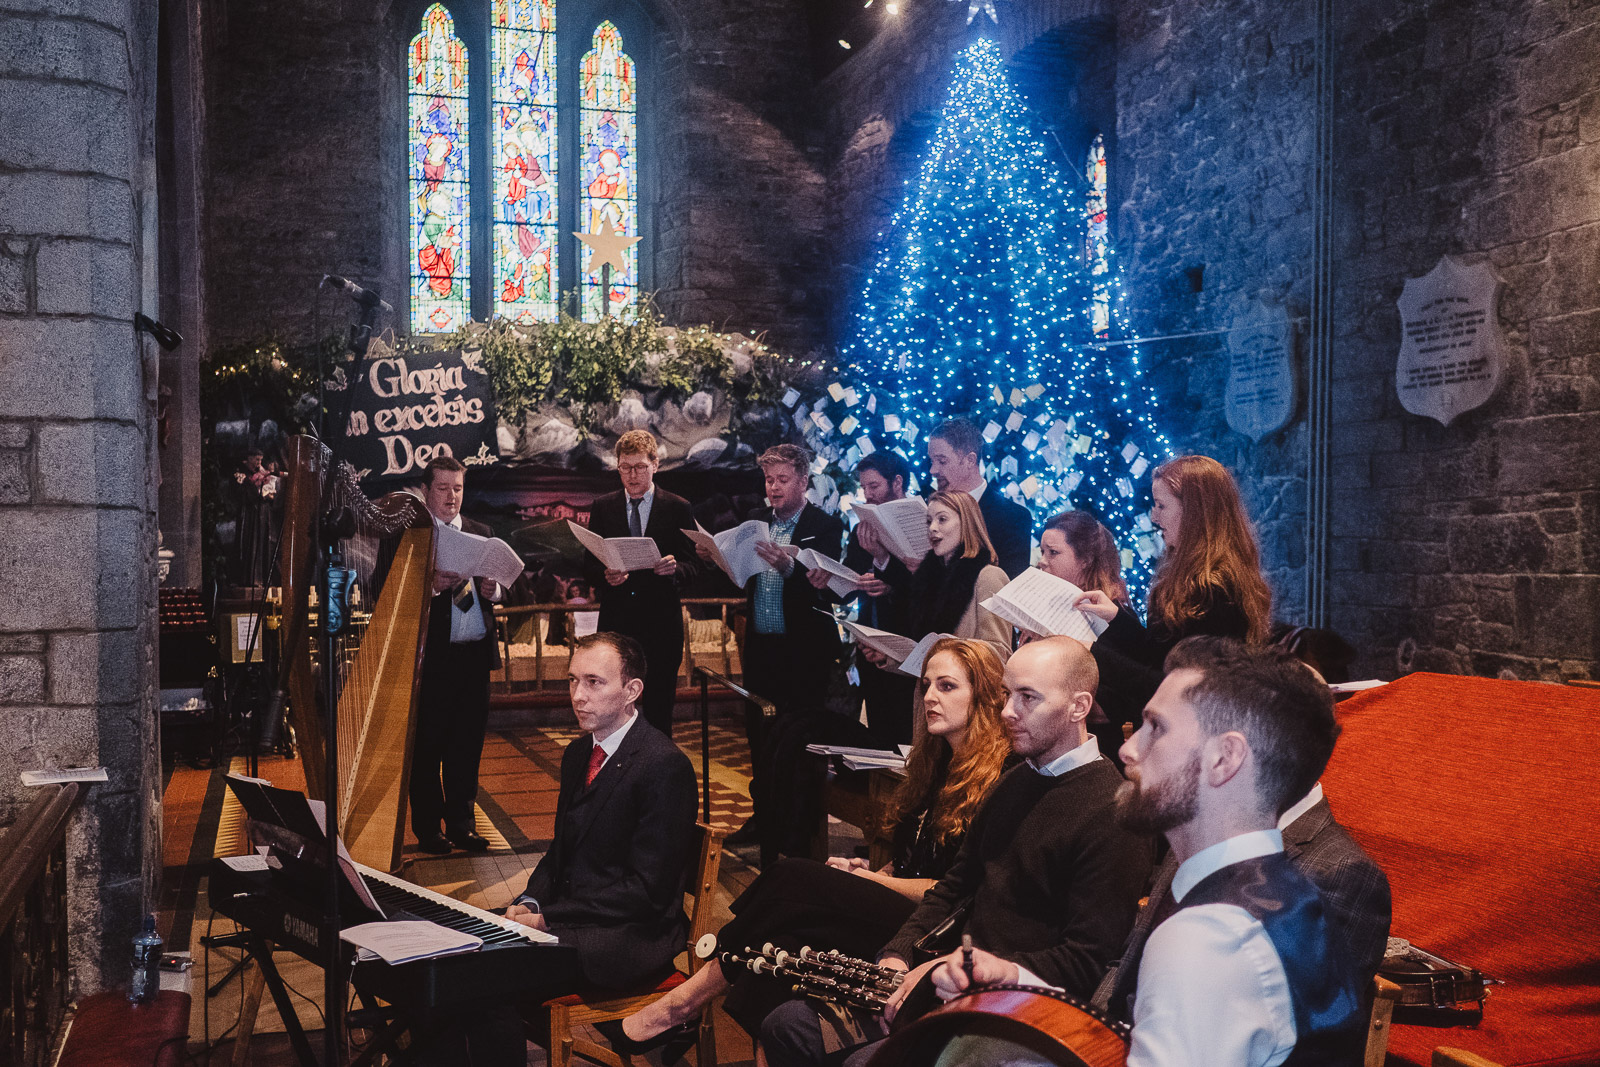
[{"left": 276, "top": 434, "right": 435, "bottom": 873}]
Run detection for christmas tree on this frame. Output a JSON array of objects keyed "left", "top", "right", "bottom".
[{"left": 798, "top": 38, "right": 1172, "bottom": 604}]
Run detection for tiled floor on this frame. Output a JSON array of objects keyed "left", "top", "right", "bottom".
[{"left": 157, "top": 714, "right": 814, "bottom": 1066}]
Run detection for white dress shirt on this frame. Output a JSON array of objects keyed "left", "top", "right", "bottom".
[
  {"left": 624, "top": 485, "right": 655, "bottom": 537},
  {"left": 1278, "top": 782, "right": 1323, "bottom": 830},
  {"left": 592, "top": 708, "right": 638, "bottom": 764},
  {"left": 445, "top": 514, "right": 487, "bottom": 643},
  {"left": 1125, "top": 829, "right": 1296, "bottom": 1067}
]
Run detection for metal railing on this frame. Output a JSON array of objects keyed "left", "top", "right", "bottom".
[
  {"left": 0, "top": 783, "right": 81, "bottom": 1067},
  {"left": 493, "top": 597, "right": 747, "bottom": 691},
  {"left": 691, "top": 666, "right": 775, "bottom": 825}
]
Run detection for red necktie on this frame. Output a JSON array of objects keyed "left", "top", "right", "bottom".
[{"left": 585, "top": 744, "right": 606, "bottom": 788}]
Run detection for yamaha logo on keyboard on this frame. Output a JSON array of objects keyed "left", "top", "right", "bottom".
[{"left": 284, "top": 914, "right": 319, "bottom": 948}]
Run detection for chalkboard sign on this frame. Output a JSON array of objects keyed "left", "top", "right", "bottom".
[{"left": 337, "top": 346, "right": 500, "bottom": 481}]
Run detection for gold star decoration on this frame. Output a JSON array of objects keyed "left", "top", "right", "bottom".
[{"left": 575, "top": 218, "right": 641, "bottom": 275}]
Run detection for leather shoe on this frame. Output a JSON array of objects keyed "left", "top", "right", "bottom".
[
  {"left": 417, "top": 833, "right": 452, "bottom": 855},
  {"left": 447, "top": 828, "right": 491, "bottom": 852},
  {"left": 723, "top": 817, "right": 761, "bottom": 846},
  {"left": 594, "top": 1019, "right": 696, "bottom": 1064}
]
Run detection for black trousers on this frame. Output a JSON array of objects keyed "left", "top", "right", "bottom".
[
  {"left": 859, "top": 659, "right": 916, "bottom": 749},
  {"left": 409, "top": 638, "right": 493, "bottom": 837},
  {"left": 600, "top": 607, "right": 684, "bottom": 736}
]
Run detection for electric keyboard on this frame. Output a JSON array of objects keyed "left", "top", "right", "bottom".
[{"left": 209, "top": 857, "right": 580, "bottom": 1011}]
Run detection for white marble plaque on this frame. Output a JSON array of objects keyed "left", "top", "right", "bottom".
[
  {"left": 1395, "top": 255, "right": 1507, "bottom": 426},
  {"left": 1225, "top": 300, "right": 1297, "bottom": 441}
]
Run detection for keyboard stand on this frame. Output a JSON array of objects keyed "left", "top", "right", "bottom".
[{"left": 206, "top": 930, "right": 320, "bottom": 1067}]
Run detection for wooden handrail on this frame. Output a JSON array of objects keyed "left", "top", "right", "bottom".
[
  {"left": 0, "top": 783, "right": 80, "bottom": 932},
  {"left": 692, "top": 665, "right": 775, "bottom": 718}
]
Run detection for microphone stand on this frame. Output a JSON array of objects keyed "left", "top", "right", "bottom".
[{"left": 314, "top": 281, "right": 384, "bottom": 1064}]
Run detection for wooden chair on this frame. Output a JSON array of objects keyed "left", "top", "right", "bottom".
[{"left": 541, "top": 824, "right": 725, "bottom": 1067}]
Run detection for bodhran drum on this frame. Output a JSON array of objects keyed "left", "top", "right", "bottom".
[{"left": 867, "top": 985, "right": 1130, "bottom": 1067}]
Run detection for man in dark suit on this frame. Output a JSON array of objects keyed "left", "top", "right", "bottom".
[
  {"left": 1091, "top": 780, "right": 1393, "bottom": 1016},
  {"left": 584, "top": 430, "right": 698, "bottom": 736},
  {"left": 506, "top": 632, "right": 698, "bottom": 987},
  {"left": 698, "top": 443, "right": 844, "bottom": 851},
  {"left": 410, "top": 455, "right": 503, "bottom": 855},
  {"left": 809, "top": 450, "right": 917, "bottom": 747},
  {"left": 927, "top": 417, "right": 1034, "bottom": 578}
]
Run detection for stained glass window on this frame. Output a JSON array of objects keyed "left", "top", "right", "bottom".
[
  {"left": 408, "top": 5, "right": 472, "bottom": 334},
  {"left": 1085, "top": 133, "right": 1109, "bottom": 338},
  {"left": 491, "top": 0, "right": 559, "bottom": 323},
  {"left": 579, "top": 22, "right": 638, "bottom": 319}
]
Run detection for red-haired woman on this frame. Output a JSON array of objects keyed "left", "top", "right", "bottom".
[
  {"left": 601, "top": 639, "right": 1012, "bottom": 1058},
  {"left": 1074, "top": 455, "right": 1274, "bottom": 731}
]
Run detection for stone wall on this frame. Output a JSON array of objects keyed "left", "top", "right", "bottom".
[
  {"left": 0, "top": 0, "right": 163, "bottom": 991},
  {"left": 1326, "top": 0, "right": 1600, "bottom": 680},
  {"left": 815, "top": 0, "right": 1598, "bottom": 679},
  {"left": 202, "top": 0, "right": 829, "bottom": 354}
]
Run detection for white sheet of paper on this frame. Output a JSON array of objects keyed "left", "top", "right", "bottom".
[
  {"left": 1329, "top": 679, "right": 1388, "bottom": 693},
  {"left": 340, "top": 920, "right": 483, "bottom": 965},
  {"left": 307, "top": 798, "right": 385, "bottom": 916},
  {"left": 896, "top": 631, "right": 958, "bottom": 678},
  {"left": 803, "top": 744, "right": 905, "bottom": 760},
  {"left": 220, "top": 854, "right": 270, "bottom": 872},
  {"left": 566, "top": 521, "right": 662, "bottom": 572},
  {"left": 20, "top": 767, "right": 109, "bottom": 786},
  {"left": 980, "top": 569, "right": 1105, "bottom": 646},
  {"left": 795, "top": 548, "right": 865, "bottom": 597},
  {"left": 433, "top": 520, "right": 525, "bottom": 588},
  {"left": 683, "top": 521, "right": 772, "bottom": 588},
  {"left": 841, "top": 755, "right": 908, "bottom": 771},
  {"left": 853, "top": 498, "right": 931, "bottom": 564},
  {"left": 839, "top": 619, "right": 918, "bottom": 664}
]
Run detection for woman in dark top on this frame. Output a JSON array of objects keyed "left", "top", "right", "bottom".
[
  {"left": 604, "top": 639, "right": 1011, "bottom": 1054},
  {"left": 1075, "top": 455, "right": 1274, "bottom": 731}
]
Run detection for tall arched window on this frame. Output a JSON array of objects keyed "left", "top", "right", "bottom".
[
  {"left": 1085, "top": 133, "right": 1109, "bottom": 338},
  {"left": 579, "top": 21, "right": 637, "bottom": 320},
  {"left": 405, "top": 3, "right": 647, "bottom": 333},
  {"left": 492, "top": 0, "right": 559, "bottom": 323},
  {"left": 408, "top": 4, "right": 472, "bottom": 334}
]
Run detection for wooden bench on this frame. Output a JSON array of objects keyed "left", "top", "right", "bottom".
[{"left": 57, "top": 990, "right": 191, "bottom": 1067}]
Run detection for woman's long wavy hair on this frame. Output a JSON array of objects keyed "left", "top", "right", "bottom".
[
  {"left": 884, "top": 638, "right": 1011, "bottom": 847},
  {"left": 1148, "top": 455, "right": 1273, "bottom": 644},
  {"left": 1042, "top": 510, "right": 1132, "bottom": 610}
]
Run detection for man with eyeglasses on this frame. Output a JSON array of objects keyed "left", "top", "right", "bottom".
[{"left": 583, "top": 430, "right": 698, "bottom": 735}]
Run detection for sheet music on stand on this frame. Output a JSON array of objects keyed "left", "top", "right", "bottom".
[
  {"left": 224, "top": 775, "right": 384, "bottom": 916},
  {"left": 979, "top": 569, "right": 1110, "bottom": 647},
  {"left": 566, "top": 520, "right": 663, "bottom": 572},
  {"left": 851, "top": 498, "right": 930, "bottom": 565}
]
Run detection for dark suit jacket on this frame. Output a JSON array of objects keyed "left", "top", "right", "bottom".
[
  {"left": 837, "top": 526, "right": 913, "bottom": 633},
  {"left": 976, "top": 483, "right": 1034, "bottom": 578},
  {"left": 521, "top": 717, "right": 698, "bottom": 989},
  {"left": 425, "top": 515, "right": 502, "bottom": 670},
  {"left": 584, "top": 488, "right": 698, "bottom": 631},
  {"left": 1091, "top": 795, "right": 1393, "bottom": 1011},
  {"left": 744, "top": 503, "right": 846, "bottom": 661}
]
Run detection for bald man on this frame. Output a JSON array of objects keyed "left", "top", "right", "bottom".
[{"left": 758, "top": 638, "right": 1152, "bottom": 1067}]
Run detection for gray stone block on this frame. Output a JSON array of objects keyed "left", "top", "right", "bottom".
[
  {"left": 36, "top": 421, "right": 145, "bottom": 507},
  {"left": 0, "top": 510, "right": 98, "bottom": 631},
  {"left": 0, "top": 319, "right": 142, "bottom": 421},
  {"left": 0, "top": 81, "right": 131, "bottom": 177},
  {"left": 0, "top": 446, "right": 30, "bottom": 503},
  {"left": 0, "top": 173, "right": 135, "bottom": 241},
  {"left": 0, "top": 17, "right": 128, "bottom": 91},
  {"left": 0, "top": 655, "right": 45, "bottom": 703},
  {"left": 35, "top": 240, "right": 136, "bottom": 319},
  {"left": 50, "top": 630, "right": 140, "bottom": 706}
]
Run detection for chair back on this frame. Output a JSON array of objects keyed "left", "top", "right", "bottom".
[{"left": 685, "top": 823, "right": 724, "bottom": 974}]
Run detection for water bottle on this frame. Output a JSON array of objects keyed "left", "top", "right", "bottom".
[{"left": 129, "top": 914, "right": 162, "bottom": 1003}]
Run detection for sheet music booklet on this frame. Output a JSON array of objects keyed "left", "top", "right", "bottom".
[
  {"left": 979, "top": 569, "right": 1110, "bottom": 646},
  {"left": 851, "top": 498, "right": 931, "bottom": 565},
  {"left": 566, "top": 519, "right": 663, "bottom": 572},
  {"left": 896, "top": 631, "right": 959, "bottom": 678},
  {"left": 682, "top": 520, "right": 773, "bottom": 587},
  {"left": 433, "top": 519, "right": 526, "bottom": 588},
  {"left": 794, "top": 548, "right": 866, "bottom": 597}
]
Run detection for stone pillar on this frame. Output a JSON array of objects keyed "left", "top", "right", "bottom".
[{"left": 0, "top": 0, "right": 162, "bottom": 992}]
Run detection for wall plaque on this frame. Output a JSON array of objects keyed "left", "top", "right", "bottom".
[
  {"left": 1225, "top": 299, "right": 1297, "bottom": 442},
  {"left": 1395, "top": 255, "right": 1507, "bottom": 426}
]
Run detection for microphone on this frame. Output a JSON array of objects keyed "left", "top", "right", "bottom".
[{"left": 320, "top": 274, "right": 393, "bottom": 314}]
